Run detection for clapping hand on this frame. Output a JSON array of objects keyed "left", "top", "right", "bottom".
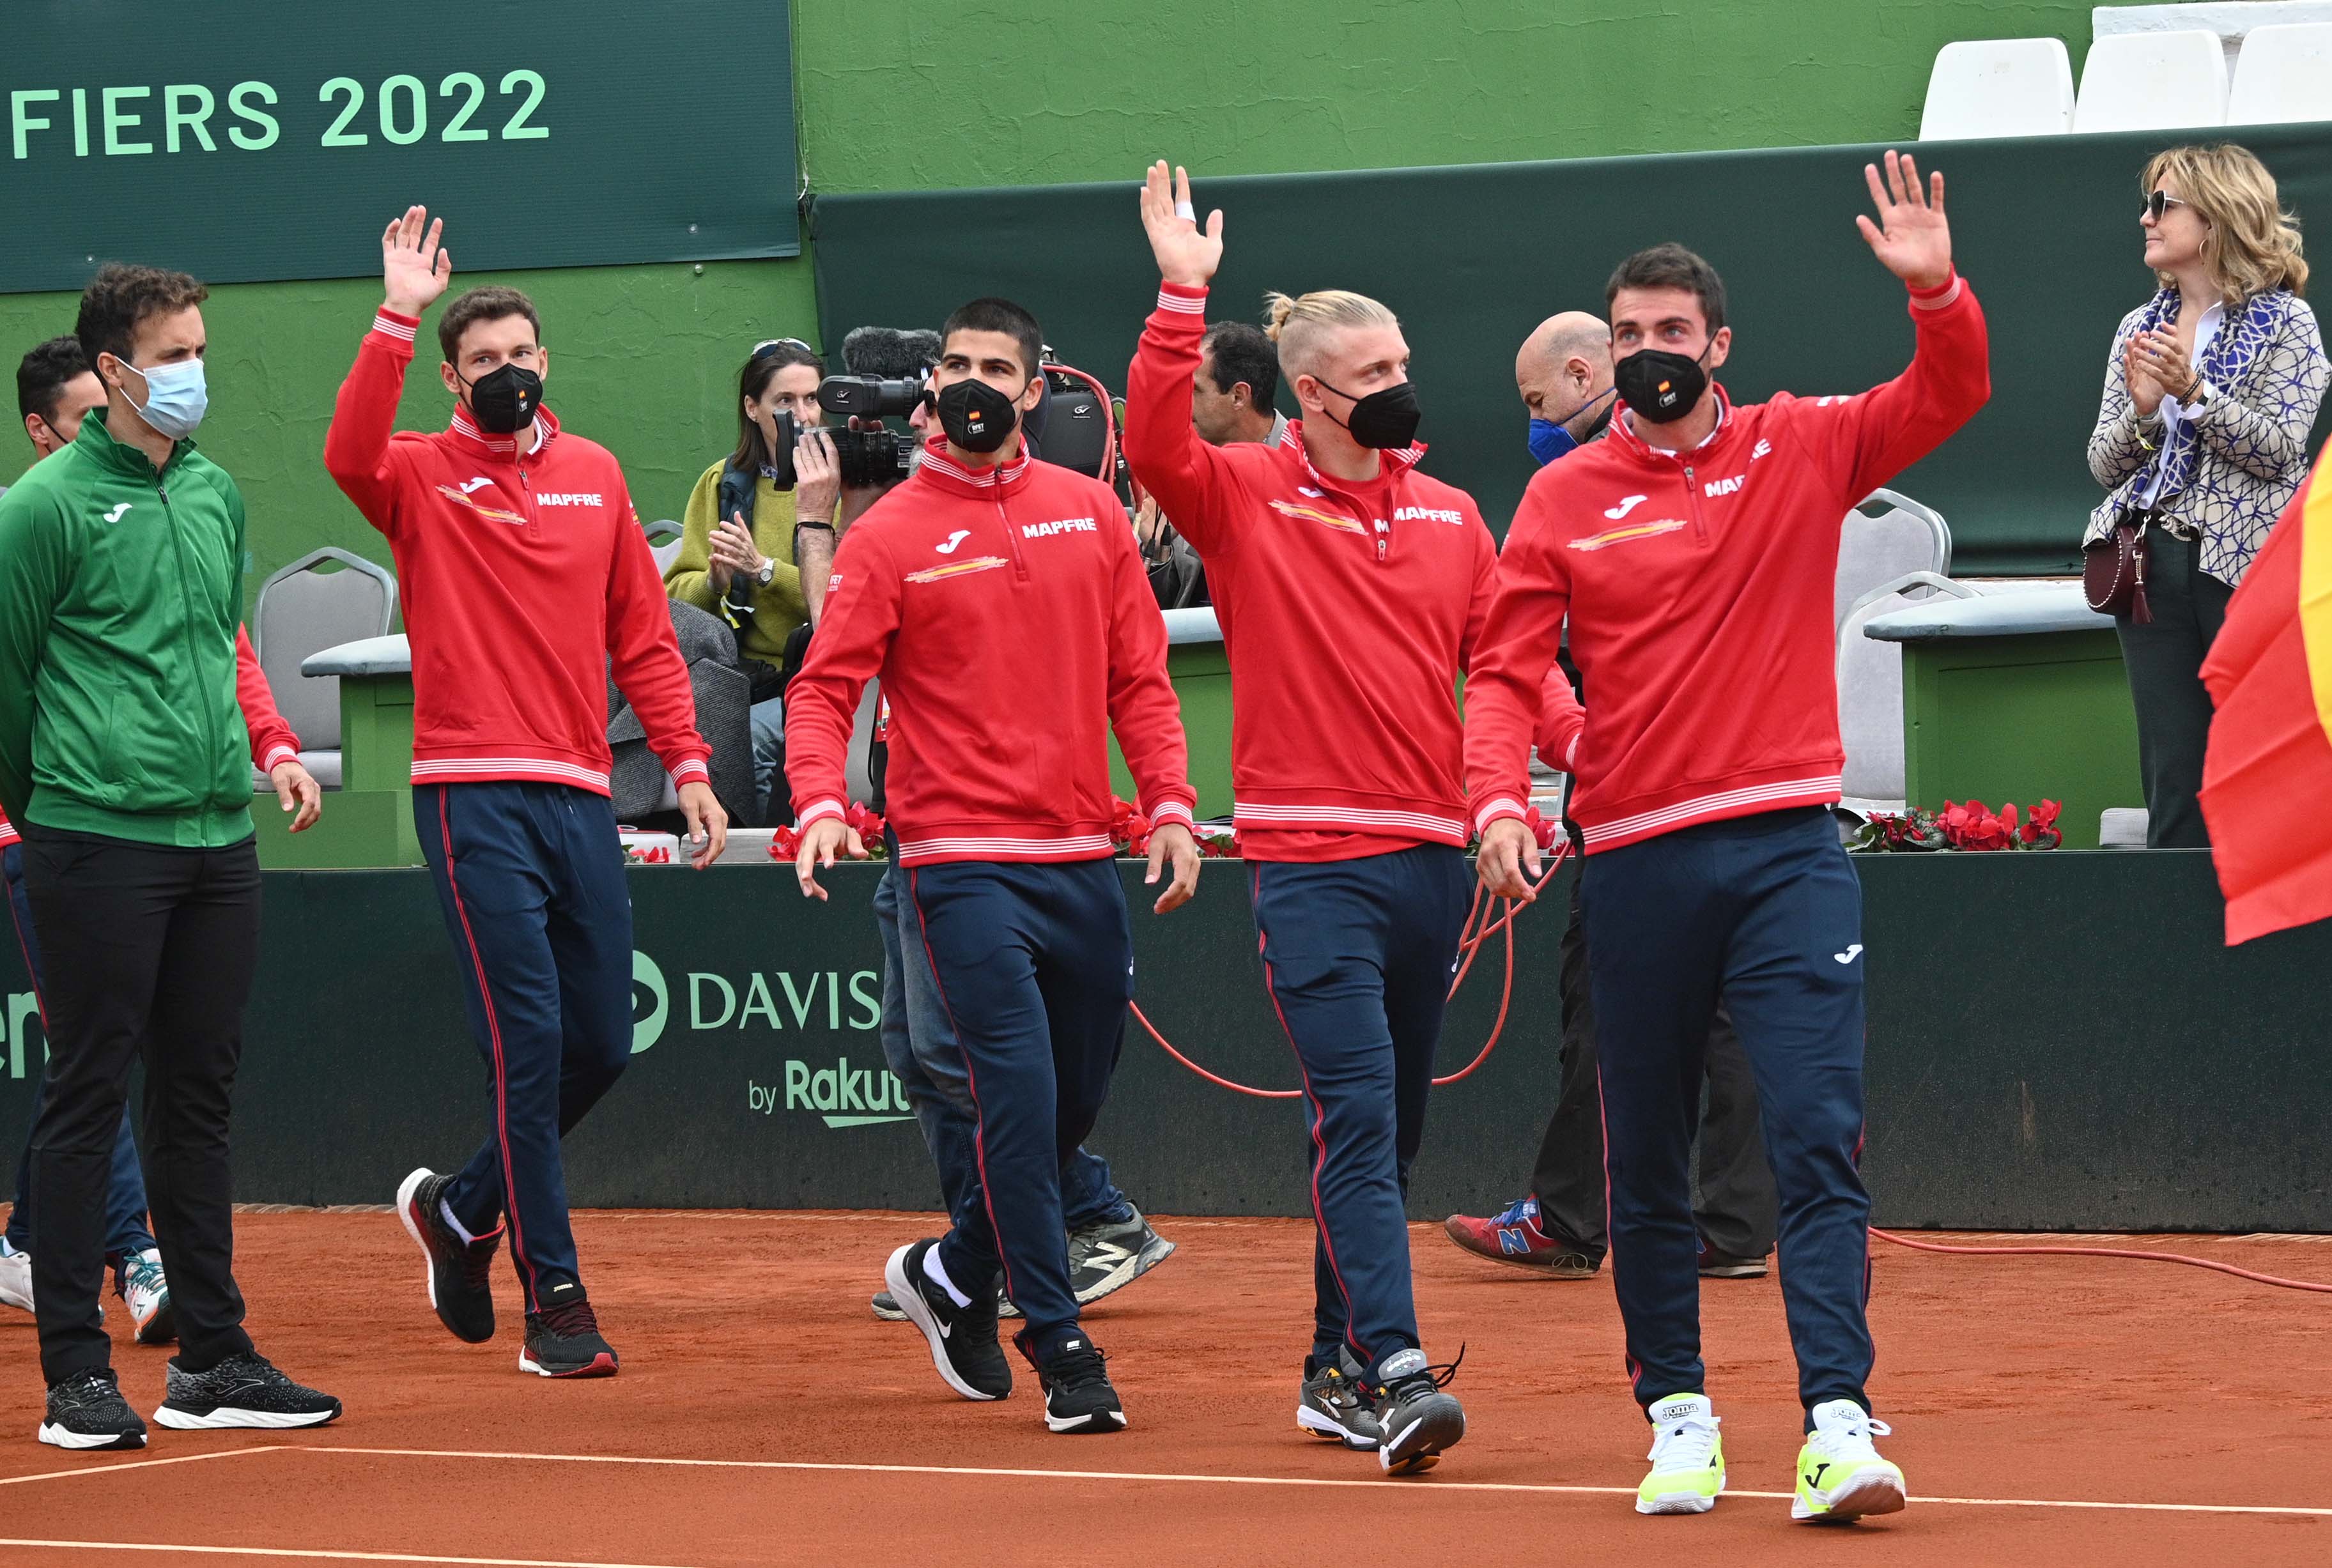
[
  {"left": 707, "top": 512, "right": 766, "bottom": 594},
  {"left": 2133, "top": 328, "right": 2196, "bottom": 413},
  {"left": 1139, "top": 161, "right": 1223, "bottom": 289},
  {"left": 382, "top": 206, "right": 451, "bottom": 316},
  {"left": 2124, "top": 334, "right": 2167, "bottom": 418},
  {"left": 1855, "top": 150, "right": 1952, "bottom": 292}
]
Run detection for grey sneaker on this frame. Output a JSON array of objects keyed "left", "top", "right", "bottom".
[
  {"left": 153, "top": 1351, "right": 341, "bottom": 1431},
  {"left": 1367, "top": 1348, "right": 1466, "bottom": 1476},
  {"left": 1297, "top": 1348, "right": 1381, "bottom": 1450},
  {"left": 1065, "top": 1206, "right": 1176, "bottom": 1305}
]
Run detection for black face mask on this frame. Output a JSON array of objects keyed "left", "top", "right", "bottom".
[
  {"left": 1315, "top": 378, "right": 1422, "bottom": 449},
  {"left": 933, "top": 377, "right": 1020, "bottom": 454},
  {"left": 1612, "top": 345, "right": 1711, "bottom": 425},
  {"left": 459, "top": 362, "right": 543, "bottom": 434}
]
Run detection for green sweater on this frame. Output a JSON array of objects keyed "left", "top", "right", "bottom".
[
  {"left": 0, "top": 415, "right": 254, "bottom": 847},
  {"left": 663, "top": 460, "right": 808, "bottom": 666}
]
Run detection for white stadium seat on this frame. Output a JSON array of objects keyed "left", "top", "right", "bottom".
[
  {"left": 2228, "top": 22, "right": 2332, "bottom": 125},
  {"left": 2074, "top": 29, "right": 2229, "bottom": 133},
  {"left": 1919, "top": 38, "right": 2076, "bottom": 140}
]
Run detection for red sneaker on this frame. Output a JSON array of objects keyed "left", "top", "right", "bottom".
[{"left": 1440, "top": 1198, "right": 1599, "bottom": 1277}]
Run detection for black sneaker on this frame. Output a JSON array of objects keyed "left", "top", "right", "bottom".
[
  {"left": 1366, "top": 1347, "right": 1466, "bottom": 1475},
  {"left": 1018, "top": 1327, "right": 1125, "bottom": 1434},
  {"left": 520, "top": 1295, "right": 619, "bottom": 1378},
  {"left": 39, "top": 1369, "right": 146, "bottom": 1450},
  {"left": 884, "top": 1240, "right": 1010, "bottom": 1400},
  {"left": 1065, "top": 1206, "right": 1177, "bottom": 1306},
  {"left": 153, "top": 1351, "right": 341, "bottom": 1431},
  {"left": 1297, "top": 1348, "right": 1381, "bottom": 1450},
  {"left": 398, "top": 1167, "right": 500, "bottom": 1343}
]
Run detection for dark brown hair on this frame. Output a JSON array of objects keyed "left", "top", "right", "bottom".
[
  {"left": 438, "top": 286, "right": 542, "bottom": 362},
  {"left": 75, "top": 263, "right": 208, "bottom": 371},
  {"left": 730, "top": 341, "right": 825, "bottom": 473},
  {"left": 1605, "top": 243, "right": 1728, "bottom": 334}
]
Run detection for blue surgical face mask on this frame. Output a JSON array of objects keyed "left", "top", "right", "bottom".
[
  {"left": 124, "top": 358, "right": 208, "bottom": 440},
  {"left": 1527, "top": 417, "right": 1577, "bottom": 466},
  {"left": 1526, "top": 385, "right": 1616, "bottom": 467}
]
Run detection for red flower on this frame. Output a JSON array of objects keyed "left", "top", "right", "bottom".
[
  {"left": 1522, "top": 806, "right": 1561, "bottom": 852},
  {"left": 769, "top": 826, "right": 803, "bottom": 861}
]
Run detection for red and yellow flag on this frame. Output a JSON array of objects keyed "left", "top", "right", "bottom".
[{"left": 2200, "top": 442, "right": 2332, "bottom": 944}]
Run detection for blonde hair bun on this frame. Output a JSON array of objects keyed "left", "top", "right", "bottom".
[{"left": 1258, "top": 289, "right": 1400, "bottom": 375}]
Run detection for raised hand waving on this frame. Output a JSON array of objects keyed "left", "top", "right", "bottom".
[
  {"left": 1138, "top": 161, "right": 1223, "bottom": 289},
  {"left": 382, "top": 205, "right": 452, "bottom": 317},
  {"left": 1855, "top": 150, "right": 1952, "bottom": 292}
]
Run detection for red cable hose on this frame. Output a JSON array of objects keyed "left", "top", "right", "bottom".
[
  {"left": 1129, "top": 842, "right": 1564, "bottom": 1100},
  {"left": 1869, "top": 1228, "right": 2332, "bottom": 1294}
]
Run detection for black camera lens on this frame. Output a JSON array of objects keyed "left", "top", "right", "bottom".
[
  {"left": 818, "top": 375, "right": 929, "bottom": 420},
  {"left": 763, "top": 410, "right": 802, "bottom": 489},
  {"left": 831, "top": 427, "right": 913, "bottom": 489}
]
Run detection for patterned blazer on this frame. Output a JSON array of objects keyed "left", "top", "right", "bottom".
[{"left": 2085, "top": 288, "right": 2326, "bottom": 587}]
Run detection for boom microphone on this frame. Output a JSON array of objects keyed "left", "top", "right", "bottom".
[{"left": 840, "top": 327, "right": 941, "bottom": 380}]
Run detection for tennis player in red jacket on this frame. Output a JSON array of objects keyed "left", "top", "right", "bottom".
[
  {"left": 1125, "top": 162, "right": 1496, "bottom": 1475},
  {"left": 327, "top": 208, "right": 723, "bottom": 1381},
  {"left": 789, "top": 295, "right": 1199, "bottom": 1434},
  {"left": 1468, "top": 152, "right": 1988, "bottom": 1523}
]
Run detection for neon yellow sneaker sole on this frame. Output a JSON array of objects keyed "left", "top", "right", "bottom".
[
  {"left": 1636, "top": 1435, "right": 1726, "bottom": 1515},
  {"left": 1792, "top": 1443, "right": 1906, "bottom": 1523}
]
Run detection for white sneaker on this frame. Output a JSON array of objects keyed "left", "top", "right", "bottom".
[
  {"left": 1635, "top": 1392, "right": 1726, "bottom": 1514},
  {"left": 120, "top": 1249, "right": 175, "bottom": 1346},
  {"left": 0, "top": 1245, "right": 31, "bottom": 1313},
  {"left": 1793, "top": 1399, "right": 1907, "bottom": 1523}
]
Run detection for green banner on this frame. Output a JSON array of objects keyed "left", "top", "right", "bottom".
[{"left": 3, "top": 0, "right": 798, "bottom": 295}]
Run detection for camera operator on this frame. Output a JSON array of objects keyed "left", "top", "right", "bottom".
[{"left": 796, "top": 327, "right": 939, "bottom": 628}]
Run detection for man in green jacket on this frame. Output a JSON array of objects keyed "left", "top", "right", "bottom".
[{"left": 0, "top": 263, "right": 341, "bottom": 1451}]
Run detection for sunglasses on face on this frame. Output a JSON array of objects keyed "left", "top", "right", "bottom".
[
  {"left": 750, "top": 337, "right": 815, "bottom": 360},
  {"left": 2144, "top": 190, "right": 2190, "bottom": 222}
]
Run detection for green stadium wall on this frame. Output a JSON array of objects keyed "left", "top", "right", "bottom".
[{"left": 1, "top": 0, "right": 2134, "bottom": 603}]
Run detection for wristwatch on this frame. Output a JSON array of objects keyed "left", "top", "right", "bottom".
[{"left": 754, "top": 557, "right": 778, "bottom": 588}]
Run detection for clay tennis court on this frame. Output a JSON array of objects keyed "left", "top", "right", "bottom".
[{"left": 1, "top": 1210, "right": 2324, "bottom": 1565}]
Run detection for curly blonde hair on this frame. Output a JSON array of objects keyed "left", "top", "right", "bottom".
[
  {"left": 2145, "top": 143, "right": 2308, "bottom": 305},
  {"left": 1262, "top": 289, "right": 1399, "bottom": 378}
]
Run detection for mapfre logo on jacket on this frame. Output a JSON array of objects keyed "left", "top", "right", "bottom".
[{"left": 536, "top": 492, "right": 605, "bottom": 507}]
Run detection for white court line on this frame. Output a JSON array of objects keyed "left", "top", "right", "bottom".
[
  {"left": 0, "top": 1445, "right": 282, "bottom": 1487},
  {"left": 0, "top": 1544, "right": 695, "bottom": 1568},
  {"left": 301, "top": 1445, "right": 2332, "bottom": 1518}
]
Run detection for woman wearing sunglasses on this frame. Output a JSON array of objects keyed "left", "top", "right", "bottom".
[
  {"left": 2085, "top": 144, "right": 2324, "bottom": 847},
  {"left": 664, "top": 339, "right": 838, "bottom": 826}
]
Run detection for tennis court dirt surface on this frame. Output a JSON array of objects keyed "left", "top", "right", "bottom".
[{"left": 1, "top": 1210, "right": 2326, "bottom": 1565}]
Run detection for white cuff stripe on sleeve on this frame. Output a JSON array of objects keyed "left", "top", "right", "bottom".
[
  {"left": 1150, "top": 801, "right": 1195, "bottom": 826},
  {"left": 1155, "top": 289, "right": 1207, "bottom": 315},
  {"left": 261, "top": 746, "right": 300, "bottom": 771},
  {"left": 371, "top": 314, "right": 419, "bottom": 342},
  {"left": 798, "top": 799, "right": 846, "bottom": 827},
  {"left": 1909, "top": 279, "right": 1962, "bottom": 311},
  {"left": 670, "top": 760, "right": 710, "bottom": 785},
  {"left": 1473, "top": 797, "right": 1528, "bottom": 831}
]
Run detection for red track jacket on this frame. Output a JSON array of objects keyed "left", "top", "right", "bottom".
[
  {"left": 323, "top": 311, "right": 708, "bottom": 796},
  {"left": 1124, "top": 282, "right": 1498, "bottom": 862},
  {"left": 785, "top": 439, "right": 1193, "bottom": 865},
  {"left": 1467, "top": 273, "right": 1990, "bottom": 853},
  {"left": 0, "top": 626, "right": 295, "bottom": 848}
]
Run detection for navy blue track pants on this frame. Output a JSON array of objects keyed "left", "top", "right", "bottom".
[
  {"left": 416, "top": 782, "right": 633, "bottom": 1312},
  {"left": 908, "top": 856, "right": 1132, "bottom": 1349},
  {"left": 1250, "top": 845, "right": 1470, "bottom": 1378},
  {"left": 1581, "top": 806, "right": 1874, "bottom": 1420}
]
